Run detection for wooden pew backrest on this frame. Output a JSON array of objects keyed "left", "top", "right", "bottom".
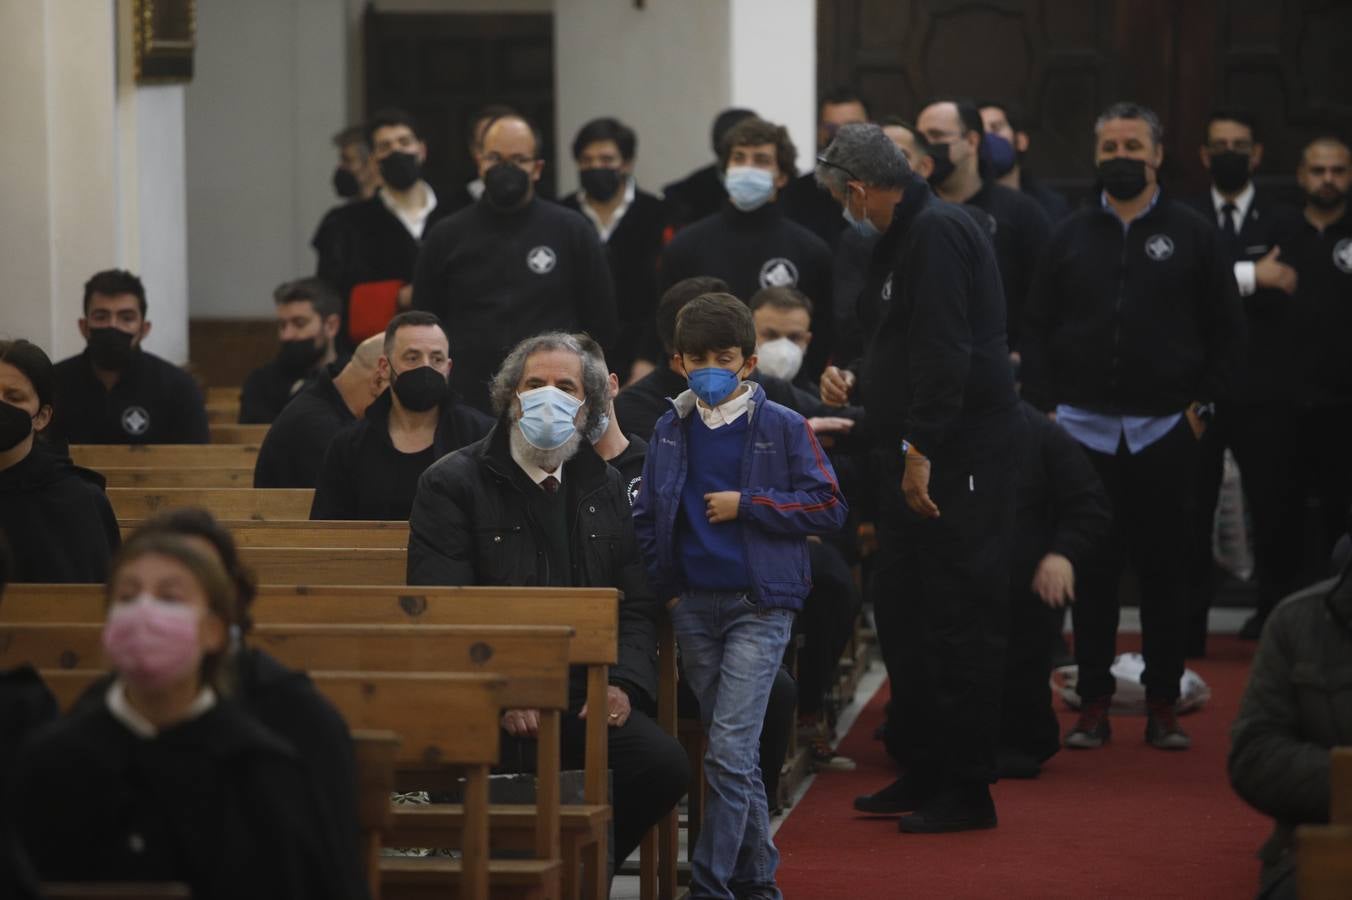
[
  {"left": 210, "top": 423, "right": 269, "bottom": 444},
  {"left": 117, "top": 520, "right": 410, "bottom": 548},
  {"left": 71, "top": 444, "right": 259, "bottom": 469},
  {"left": 241, "top": 547, "right": 408, "bottom": 585},
  {"left": 100, "top": 467, "right": 256, "bottom": 488},
  {"left": 106, "top": 487, "right": 314, "bottom": 521}
]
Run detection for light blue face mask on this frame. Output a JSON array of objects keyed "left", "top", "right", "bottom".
[
  {"left": 517, "top": 385, "right": 583, "bottom": 450},
  {"left": 724, "top": 166, "right": 775, "bottom": 212},
  {"left": 586, "top": 412, "right": 610, "bottom": 444},
  {"left": 842, "top": 186, "right": 879, "bottom": 238}
]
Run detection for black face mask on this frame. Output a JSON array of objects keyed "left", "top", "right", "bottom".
[
  {"left": 332, "top": 166, "right": 361, "bottom": 198},
  {"left": 0, "top": 401, "right": 34, "bottom": 453},
  {"left": 1098, "top": 156, "right": 1150, "bottom": 201},
  {"left": 484, "top": 162, "right": 531, "bottom": 209},
  {"left": 580, "top": 167, "right": 623, "bottom": 202},
  {"left": 926, "top": 142, "right": 956, "bottom": 188},
  {"left": 379, "top": 151, "right": 421, "bottom": 191},
  {"left": 276, "top": 337, "right": 325, "bottom": 376},
  {"left": 1307, "top": 188, "right": 1348, "bottom": 211},
  {"left": 87, "top": 327, "right": 138, "bottom": 371},
  {"left": 391, "top": 365, "right": 447, "bottom": 412},
  {"left": 1208, "top": 151, "right": 1251, "bottom": 194}
]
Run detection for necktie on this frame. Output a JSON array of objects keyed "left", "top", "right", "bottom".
[
  {"left": 542, "top": 475, "right": 560, "bottom": 494},
  {"left": 1220, "top": 202, "right": 1239, "bottom": 236}
]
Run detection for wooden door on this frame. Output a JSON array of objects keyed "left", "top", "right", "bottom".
[{"left": 363, "top": 10, "right": 557, "bottom": 198}]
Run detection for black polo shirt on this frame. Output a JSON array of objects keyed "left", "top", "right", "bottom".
[{"left": 50, "top": 349, "right": 209, "bottom": 445}]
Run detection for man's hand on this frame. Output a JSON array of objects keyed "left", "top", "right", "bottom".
[
  {"left": 580, "top": 685, "right": 632, "bottom": 728},
  {"left": 1254, "top": 246, "right": 1298, "bottom": 296},
  {"left": 1185, "top": 405, "right": 1206, "bottom": 439},
  {"left": 501, "top": 708, "right": 541, "bottom": 737},
  {"left": 705, "top": 491, "right": 740, "bottom": 523},
  {"left": 901, "top": 454, "right": 940, "bottom": 519},
  {"left": 807, "top": 416, "right": 855, "bottom": 435},
  {"left": 1032, "top": 553, "right": 1075, "bottom": 608},
  {"left": 820, "top": 366, "right": 856, "bottom": 406}
]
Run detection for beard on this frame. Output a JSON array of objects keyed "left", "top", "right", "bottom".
[
  {"left": 1307, "top": 187, "right": 1348, "bottom": 210},
  {"left": 509, "top": 415, "right": 583, "bottom": 473}
]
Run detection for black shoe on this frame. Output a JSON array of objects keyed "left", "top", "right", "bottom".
[
  {"left": 853, "top": 776, "right": 929, "bottom": 815},
  {"left": 996, "top": 749, "right": 1042, "bottom": 779},
  {"left": 898, "top": 783, "right": 997, "bottom": 834},
  {"left": 1145, "top": 700, "right": 1192, "bottom": 750},
  {"left": 1064, "top": 696, "right": 1112, "bottom": 749},
  {"left": 1238, "top": 613, "right": 1265, "bottom": 640}
]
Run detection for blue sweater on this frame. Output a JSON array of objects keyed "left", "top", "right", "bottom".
[{"left": 678, "top": 413, "right": 750, "bottom": 590}]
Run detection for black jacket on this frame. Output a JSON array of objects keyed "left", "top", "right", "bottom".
[
  {"left": 607, "top": 433, "right": 648, "bottom": 507},
  {"left": 0, "top": 442, "right": 120, "bottom": 583},
  {"left": 253, "top": 366, "right": 356, "bottom": 489},
  {"left": 1183, "top": 190, "right": 1306, "bottom": 407},
  {"left": 240, "top": 356, "right": 341, "bottom": 425},
  {"left": 0, "top": 666, "right": 56, "bottom": 796},
  {"left": 4, "top": 696, "right": 361, "bottom": 900},
  {"left": 661, "top": 202, "right": 835, "bottom": 378},
  {"left": 1021, "top": 194, "right": 1245, "bottom": 415},
  {"left": 1012, "top": 402, "right": 1112, "bottom": 581},
  {"left": 1287, "top": 209, "right": 1352, "bottom": 406},
  {"left": 660, "top": 163, "right": 725, "bottom": 232},
  {"left": 858, "top": 178, "right": 1018, "bottom": 456},
  {"left": 407, "top": 422, "right": 660, "bottom": 708},
  {"left": 965, "top": 181, "right": 1052, "bottom": 351},
  {"left": 311, "top": 389, "right": 492, "bottom": 521},
  {"left": 1229, "top": 568, "right": 1352, "bottom": 891},
  {"left": 1021, "top": 173, "right": 1072, "bottom": 223},
  {"left": 412, "top": 196, "right": 618, "bottom": 412},
  {"left": 561, "top": 189, "right": 666, "bottom": 372},
  {"left": 50, "top": 349, "right": 209, "bottom": 445}
]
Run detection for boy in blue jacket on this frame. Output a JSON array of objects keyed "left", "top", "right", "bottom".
[{"left": 633, "top": 292, "right": 847, "bottom": 899}]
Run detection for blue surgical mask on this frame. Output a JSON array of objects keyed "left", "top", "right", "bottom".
[
  {"left": 842, "top": 187, "right": 879, "bottom": 238},
  {"left": 687, "top": 366, "right": 743, "bottom": 407},
  {"left": 517, "top": 386, "right": 583, "bottom": 450},
  {"left": 724, "top": 166, "right": 775, "bottom": 212},
  {"left": 586, "top": 412, "right": 610, "bottom": 444}
]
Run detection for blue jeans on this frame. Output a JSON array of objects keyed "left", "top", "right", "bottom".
[{"left": 670, "top": 590, "right": 794, "bottom": 900}]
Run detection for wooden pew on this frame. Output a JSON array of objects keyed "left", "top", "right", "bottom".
[
  {"left": 105, "top": 487, "right": 314, "bottom": 521},
  {"left": 354, "top": 729, "right": 401, "bottom": 900},
  {"left": 241, "top": 547, "right": 407, "bottom": 585},
  {"left": 1294, "top": 747, "right": 1352, "bottom": 899},
  {"left": 211, "top": 423, "right": 269, "bottom": 444},
  {"left": 206, "top": 386, "right": 241, "bottom": 406},
  {"left": 118, "top": 520, "right": 410, "bottom": 548},
  {"left": 40, "top": 669, "right": 518, "bottom": 900},
  {"left": 42, "top": 886, "right": 190, "bottom": 899},
  {"left": 206, "top": 401, "right": 241, "bottom": 424},
  {"left": 100, "top": 466, "right": 256, "bottom": 488},
  {"left": 70, "top": 444, "right": 260, "bottom": 469}
]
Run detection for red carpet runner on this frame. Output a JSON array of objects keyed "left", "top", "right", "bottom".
[{"left": 774, "top": 637, "right": 1268, "bottom": 899}]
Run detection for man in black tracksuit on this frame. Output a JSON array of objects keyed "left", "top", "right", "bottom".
[
  {"left": 1183, "top": 109, "right": 1305, "bottom": 648},
  {"left": 660, "top": 118, "right": 834, "bottom": 381},
  {"left": 1021, "top": 102, "right": 1244, "bottom": 752},
  {"left": 818, "top": 124, "right": 1021, "bottom": 832},
  {"left": 412, "top": 115, "right": 617, "bottom": 413}
]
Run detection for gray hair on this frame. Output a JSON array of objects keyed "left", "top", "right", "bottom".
[
  {"left": 815, "top": 123, "right": 912, "bottom": 194},
  {"left": 1094, "top": 102, "right": 1163, "bottom": 147},
  {"left": 489, "top": 332, "right": 609, "bottom": 436}
]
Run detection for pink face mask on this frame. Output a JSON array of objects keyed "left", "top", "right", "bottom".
[{"left": 102, "top": 595, "right": 204, "bottom": 691}]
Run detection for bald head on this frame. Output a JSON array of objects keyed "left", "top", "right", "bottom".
[
  {"left": 350, "top": 333, "right": 384, "bottom": 370},
  {"left": 333, "top": 333, "right": 388, "bottom": 419},
  {"left": 477, "top": 115, "right": 545, "bottom": 207}
]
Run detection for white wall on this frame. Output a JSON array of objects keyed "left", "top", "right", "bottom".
[
  {"left": 729, "top": 0, "right": 816, "bottom": 176},
  {"left": 185, "top": 0, "right": 347, "bottom": 320}
]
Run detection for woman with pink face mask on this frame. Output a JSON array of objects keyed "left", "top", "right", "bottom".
[{"left": 3, "top": 533, "right": 362, "bottom": 900}]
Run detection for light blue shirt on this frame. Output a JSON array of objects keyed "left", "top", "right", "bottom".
[{"left": 1057, "top": 188, "right": 1181, "bottom": 455}]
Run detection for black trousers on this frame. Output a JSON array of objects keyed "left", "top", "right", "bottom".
[
  {"left": 1295, "top": 404, "right": 1352, "bottom": 566},
  {"left": 999, "top": 582, "right": 1063, "bottom": 762},
  {"left": 1075, "top": 419, "right": 1199, "bottom": 703},
  {"left": 873, "top": 412, "right": 1020, "bottom": 785},
  {"left": 794, "top": 540, "right": 861, "bottom": 717},
  {"left": 499, "top": 708, "right": 690, "bottom": 873}
]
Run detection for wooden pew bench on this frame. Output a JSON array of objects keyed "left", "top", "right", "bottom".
[
  {"left": 210, "top": 423, "right": 269, "bottom": 444},
  {"left": 71, "top": 444, "right": 260, "bottom": 470},
  {"left": 240, "top": 547, "right": 408, "bottom": 585},
  {"left": 99, "top": 466, "right": 256, "bottom": 488},
  {"left": 118, "top": 520, "right": 410, "bottom": 548},
  {"left": 1295, "top": 746, "right": 1352, "bottom": 899},
  {"left": 105, "top": 487, "right": 314, "bottom": 521}
]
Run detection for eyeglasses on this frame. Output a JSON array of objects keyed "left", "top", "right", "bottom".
[
  {"left": 483, "top": 153, "right": 538, "bottom": 167},
  {"left": 816, "top": 155, "right": 860, "bottom": 181}
]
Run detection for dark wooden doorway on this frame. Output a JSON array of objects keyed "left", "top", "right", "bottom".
[
  {"left": 818, "top": 0, "right": 1352, "bottom": 201},
  {"left": 363, "top": 9, "right": 557, "bottom": 198}
]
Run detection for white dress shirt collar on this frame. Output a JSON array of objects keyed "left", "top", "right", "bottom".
[
  {"left": 697, "top": 383, "right": 752, "bottom": 429},
  {"left": 1211, "top": 182, "right": 1255, "bottom": 232},
  {"left": 106, "top": 679, "right": 217, "bottom": 739},
  {"left": 579, "top": 175, "right": 637, "bottom": 244},
  {"left": 380, "top": 181, "right": 439, "bottom": 240},
  {"left": 510, "top": 440, "right": 566, "bottom": 490}
]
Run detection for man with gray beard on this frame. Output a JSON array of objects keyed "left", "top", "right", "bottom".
[{"left": 406, "top": 332, "right": 689, "bottom": 878}]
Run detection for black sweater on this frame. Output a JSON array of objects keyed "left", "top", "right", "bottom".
[
  {"left": 661, "top": 163, "right": 726, "bottom": 232},
  {"left": 5, "top": 697, "right": 361, "bottom": 900},
  {"left": 1288, "top": 209, "right": 1352, "bottom": 406},
  {"left": 1021, "top": 195, "right": 1245, "bottom": 415},
  {"left": 965, "top": 181, "right": 1052, "bottom": 351},
  {"left": 412, "top": 196, "right": 618, "bottom": 412},
  {"left": 311, "top": 389, "right": 492, "bottom": 520},
  {"left": 240, "top": 356, "right": 342, "bottom": 425},
  {"left": 316, "top": 190, "right": 452, "bottom": 310},
  {"left": 858, "top": 179, "right": 1018, "bottom": 455},
  {"left": 661, "top": 202, "right": 835, "bottom": 377},
  {"left": 561, "top": 190, "right": 666, "bottom": 372},
  {"left": 253, "top": 367, "right": 356, "bottom": 488},
  {"left": 50, "top": 349, "right": 209, "bottom": 445},
  {"left": 0, "top": 443, "right": 120, "bottom": 583}
]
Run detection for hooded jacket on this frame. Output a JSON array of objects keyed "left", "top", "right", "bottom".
[
  {"left": 406, "top": 422, "right": 660, "bottom": 709},
  {"left": 631, "top": 381, "right": 847, "bottom": 611}
]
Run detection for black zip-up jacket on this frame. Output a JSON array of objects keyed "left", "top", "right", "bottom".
[
  {"left": 310, "top": 389, "right": 492, "bottom": 520},
  {"left": 1288, "top": 209, "right": 1352, "bottom": 406},
  {"left": 1021, "top": 194, "right": 1245, "bottom": 415},
  {"left": 407, "top": 422, "right": 660, "bottom": 709},
  {"left": 965, "top": 181, "right": 1052, "bottom": 351},
  {"left": 252, "top": 366, "right": 356, "bottom": 489},
  {"left": 858, "top": 178, "right": 1018, "bottom": 456}
]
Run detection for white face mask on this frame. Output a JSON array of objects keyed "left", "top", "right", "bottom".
[{"left": 755, "top": 338, "right": 805, "bottom": 382}]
